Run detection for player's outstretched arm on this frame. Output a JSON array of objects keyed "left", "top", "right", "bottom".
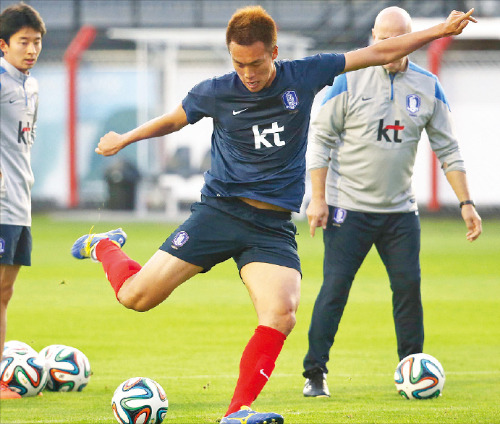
[
  {"left": 95, "top": 103, "right": 189, "bottom": 156},
  {"left": 344, "top": 8, "right": 477, "bottom": 73}
]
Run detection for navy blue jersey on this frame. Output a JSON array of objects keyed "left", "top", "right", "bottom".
[{"left": 182, "top": 53, "right": 345, "bottom": 212}]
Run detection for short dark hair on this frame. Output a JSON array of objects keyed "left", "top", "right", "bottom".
[
  {"left": 226, "top": 5, "right": 277, "bottom": 52},
  {"left": 0, "top": 2, "right": 46, "bottom": 45}
]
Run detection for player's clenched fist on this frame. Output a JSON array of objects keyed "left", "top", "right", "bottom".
[{"left": 95, "top": 131, "right": 125, "bottom": 156}]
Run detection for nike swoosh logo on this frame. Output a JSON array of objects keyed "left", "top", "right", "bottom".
[
  {"left": 9, "top": 99, "right": 16, "bottom": 103},
  {"left": 361, "top": 97, "right": 372, "bottom": 101},
  {"left": 232, "top": 108, "right": 248, "bottom": 115},
  {"left": 260, "top": 369, "right": 270, "bottom": 380}
]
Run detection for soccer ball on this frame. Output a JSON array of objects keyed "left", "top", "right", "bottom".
[
  {"left": 3, "top": 340, "right": 38, "bottom": 356},
  {"left": 0, "top": 349, "right": 47, "bottom": 396},
  {"left": 38, "top": 344, "right": 67, "bottom": 361},
  {"left": 111, "top": 377, "right": 168, "bottom": 424},
  {"left": 40, "top": 344, "right": 91, "bottom": 391},
  {"left": 394, "top": 353, "right": 445, "bottom": 399}
]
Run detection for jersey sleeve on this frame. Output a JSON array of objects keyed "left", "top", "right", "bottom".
[
  {"left": 182, "top": 78, "right": 216, "bottom": 124},
  {"left": 307, "top": 73, "right": 348, "bottom": 171},
  {"left": 426, "top": 79, "right": 465, "bottom": 174},
  {"left": 302, "top": 53, "right": 346, "bottom": 93}
]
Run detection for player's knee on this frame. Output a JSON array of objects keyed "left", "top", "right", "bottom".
[
  {"left": 0, "top": 285, "right": 14, "bottom": 306},
  {"left": 118, "top": 288, "right": 154, "bottom": 312},
  {"left": 271, "top": 307, "right": 297, "bottom": 336},
  {"left": 283, "top": 311, "right": 297, "bottom": 334}
]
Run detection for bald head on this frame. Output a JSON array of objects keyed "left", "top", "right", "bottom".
[
  {"left": 372, "top": 7, "right": 412, "bottom": 73},
  {"left": 373, "top": 7, "right": 412, "bottom": 36}
]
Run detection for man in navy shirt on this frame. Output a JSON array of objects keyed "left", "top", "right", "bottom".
[{"left": 71, "top": 6, "right": 476, "bottom": 423}]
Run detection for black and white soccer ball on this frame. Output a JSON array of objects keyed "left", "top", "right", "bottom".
[{"left": 394, "top": 353, "right": 445, "bottom": 399}]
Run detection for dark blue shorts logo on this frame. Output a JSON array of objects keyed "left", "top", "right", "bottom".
[
  {"left": 333, "top": 208, "right": 347, "bottom": 224},
  {"left": 282, "top": 90, "right": 299, "bottom": 110},
  {"left": 172, "top": 231, "right": 189, "bottom": 249},
  {"left": 0, "top": 238, "right": 5, "bottom": 256}
]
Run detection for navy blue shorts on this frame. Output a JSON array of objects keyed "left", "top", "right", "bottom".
[
  {"left": 160, "top": 196, "right": 301, "bottom": 274},
  {"left": 0, "top": 224, "right": 32, "bottom": 266}
]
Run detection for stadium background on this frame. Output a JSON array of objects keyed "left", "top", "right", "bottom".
[{"left": 1, "top": 0, "right": 499, "bottom": 218}]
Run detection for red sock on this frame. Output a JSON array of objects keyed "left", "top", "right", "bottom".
[
  {"left": 225, "top": 325, "right": 286, "bottom": 416},
  {"left": 94, "top": 238, "right": 141, "bottom": 297}
]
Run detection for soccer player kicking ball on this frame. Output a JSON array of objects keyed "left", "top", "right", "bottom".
[
  {"left": 71, "top": 6, "right": 476, "bottom": 423},
  {"left": 0, "top": 3, "right": 46, "bottom": 401}
]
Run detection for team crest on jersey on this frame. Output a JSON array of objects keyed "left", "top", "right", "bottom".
[
  {"left": 0, "top": 238, "right": 5, "bottom": 256},
  {"left": 171, "top": 231, "right": 189, "bottom": 249},
  {"left": 406, "top": 94, "right": 421, "bottom": 115},
  {"left": 282, "top": 90, "right": 299, "bottom": 110},
  {"left": 332, "top": 208, "right": 347, "bottom": 225}
]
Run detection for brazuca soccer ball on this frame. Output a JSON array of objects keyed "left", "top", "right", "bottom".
[
  {"left": 0, "top": 349, "right": 47, "bottom": 396},
  {"left": 40, "top": 344, "right": 91, "bottom": 392},
  {"left": 394, "top": 353, "right": 445, "bottom": 399},
  {"left": 111, "top": 377, "right": 168, "bottom": 424},
  {"left": 3, "top": 340, "right": 38, "bottom": 356}
]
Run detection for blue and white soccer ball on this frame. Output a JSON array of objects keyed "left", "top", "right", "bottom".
[
  {"left": 40, "top": 344, "right": 91, "bottom": 392},
  {"left": 0, "top": 349, "right": 47, "bottom": 396},
  {"left": 111, "top": 377, "right": 168, "bottom": 424},
  {"left": 394, "top": 353, "right": 445, "bottom": 399}
]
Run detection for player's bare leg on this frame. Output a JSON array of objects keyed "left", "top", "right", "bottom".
[
  {"left": 116, "top": 250, "right": 203, "bottom": 311},
  {"left": 0, "top": 264, "right": 20, "bottom": 357},
  {"left": 72, "top": 230, "right": 203, "bottom": 311},
  {"left": 242, "top": 262, "right": 300, "bottom": 336},
  {"left": 222, "top": 262, "right": 300, "bottom": 421},
  {"left": 0, "top": 264, "right": 23, "bottom": 400}
]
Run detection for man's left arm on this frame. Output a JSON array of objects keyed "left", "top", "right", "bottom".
[{"left": 425, "top": 79, "right": 482, "bottom": 242}]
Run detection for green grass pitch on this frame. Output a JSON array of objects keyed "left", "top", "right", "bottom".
[{"left": 2, "top": 214, "right": 499, "bottom": 423}]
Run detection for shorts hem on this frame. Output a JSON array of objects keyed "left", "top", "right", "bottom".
[
  {"left": 237, "top": 259, "right": 302, "bottom": 276},
  {"left": 159, "top": 245, "right": 210, "bottom": 273}
]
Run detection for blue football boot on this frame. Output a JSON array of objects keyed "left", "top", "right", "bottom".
[
  {"left": 220, "top": 406, "right": 284, "bottom": 424},
  {"left": 71, "top": 228, "right": 127, "bottom": 260}
]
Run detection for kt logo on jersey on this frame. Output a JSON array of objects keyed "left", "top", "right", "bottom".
[
  {"left": 253, "top": 122, "right": 285, "bottom": 149},
  {"left": 377, "top": 119, "right": 405, "bottom": 143},
  {"left": 18, "top": 121, "right": 34, "bottom": 145}
]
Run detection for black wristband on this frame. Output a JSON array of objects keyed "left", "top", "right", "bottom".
[{"left": 459, "top": 200, "right": 475, "bottom": 208}]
